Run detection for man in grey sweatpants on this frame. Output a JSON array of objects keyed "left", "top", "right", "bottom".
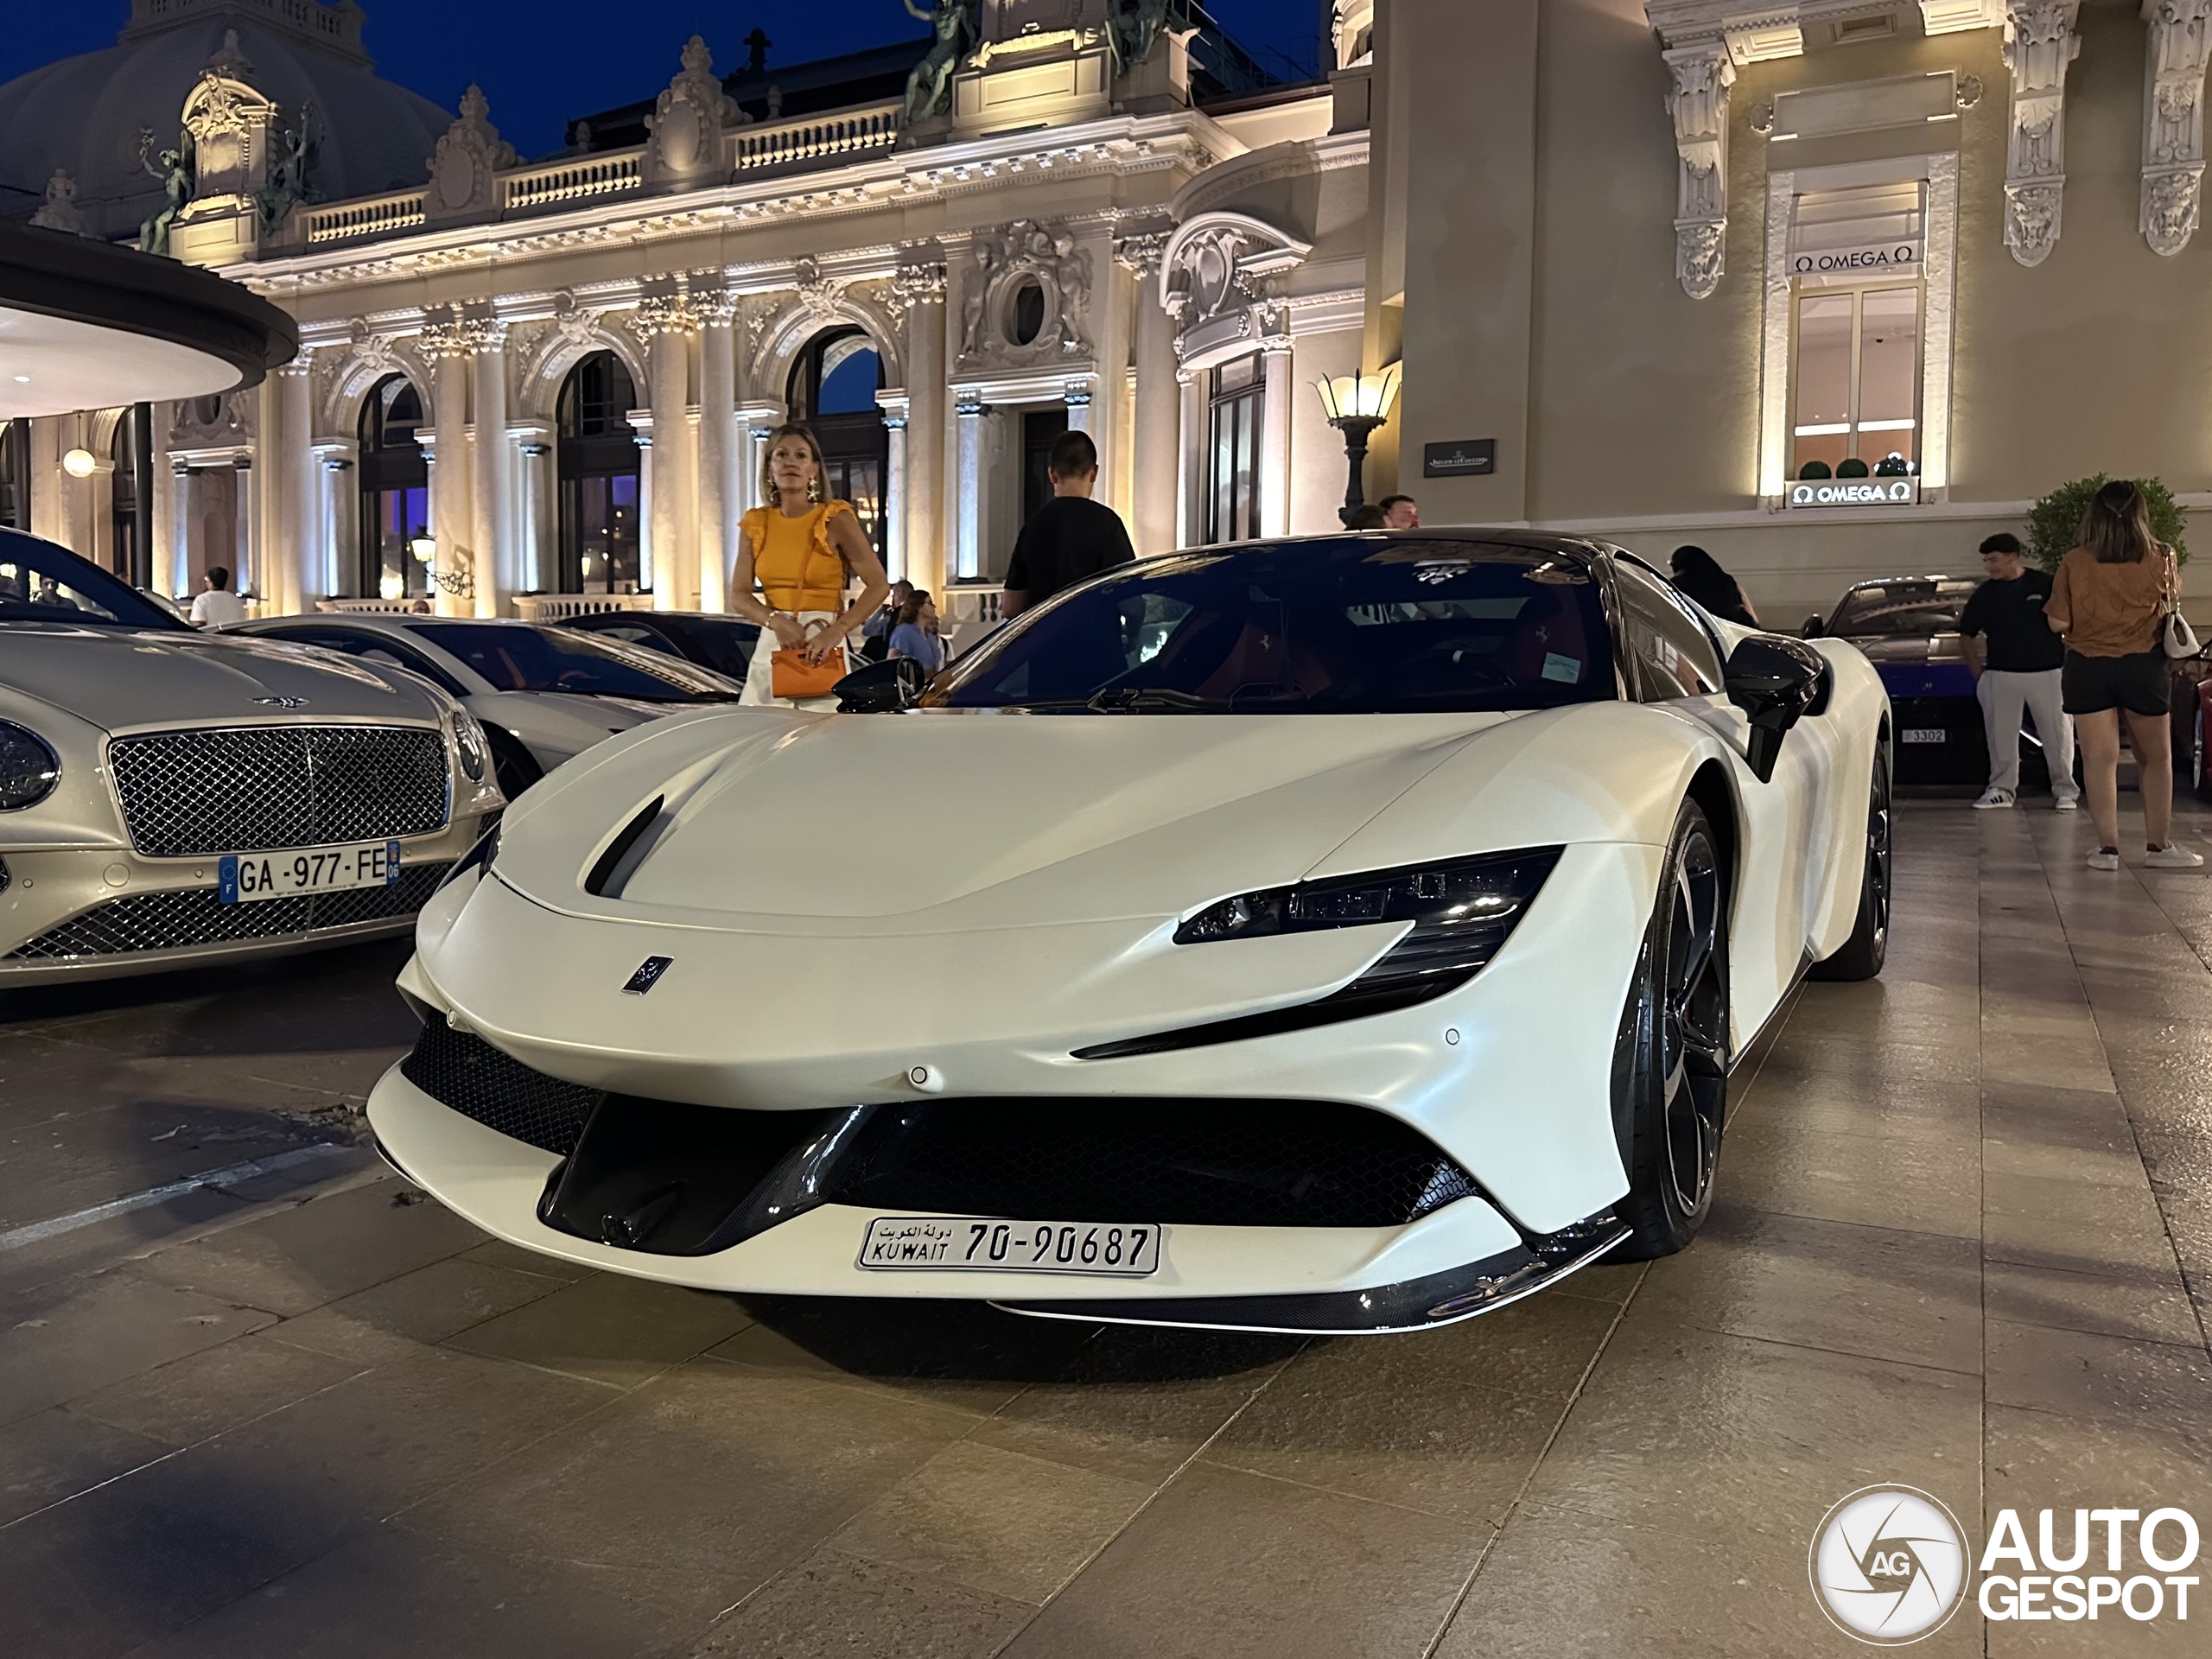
[{"left": 1961, "top": 532, "right": 2077, "bottom": 810}]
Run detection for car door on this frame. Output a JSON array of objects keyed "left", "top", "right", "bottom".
[{"left": 1609, "top": 558, "right": 1842, "bottom": 1042}]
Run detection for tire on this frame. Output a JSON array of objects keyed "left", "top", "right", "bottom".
[
  {"left": 1611, "top": 798, "right": 1731, "bottom": 1261},
  {"left": 485, "top": 726, "right": 543, "bottom": 801},
  {"left": 1808, "top": 749, "right": 1891, "bottom": 983}
]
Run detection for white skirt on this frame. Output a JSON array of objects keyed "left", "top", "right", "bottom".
[{"left": 741, "top": 611, "right": 850, "bottom": 709}]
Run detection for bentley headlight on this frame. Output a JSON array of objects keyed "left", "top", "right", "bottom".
[
  {"left": 0, "top": 722, "right": 60, "bottom": 811},
  {"left": 447, "top": 706, "right": 488, "bottom": 783},
  {"left": 1176, "top": 846, "right": 1563, "bottom": 995}
]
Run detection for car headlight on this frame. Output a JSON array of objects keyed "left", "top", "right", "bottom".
[
  {"left": 1176, "top": 846, "right": 1563, "bottom": 995},
  {"left": 0, "top": 722, "right": 60, "bottom": 811},
  {"left": 447, "top": 707, "right": 488, "bottom": 783},
  {"left": 435, "top": 819, "right": 500, "bottom": 893}
]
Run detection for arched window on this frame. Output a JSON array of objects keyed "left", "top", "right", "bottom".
[
  {"left": 557, "top": 351, "right": 642, "bottom": 594},
  {"left": 358, "top": 375, "right": 429, "bottom": 600},
  {"left": 110, "top": 410, "right": 143, "bottom": 582},
  {"left": 786, "top": 329, "right": 887, "bottom": 554}
]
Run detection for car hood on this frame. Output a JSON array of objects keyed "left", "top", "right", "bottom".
[
  {"left": 0, "top": 625, "right": 443, "bottom": 732},
  {"left": 495, "top": 707, "right": 1529, "bottom": 932}
]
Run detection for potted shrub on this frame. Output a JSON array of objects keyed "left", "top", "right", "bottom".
[{"left": 2026, "top": 474, "right": 2188, "bottom": 571}]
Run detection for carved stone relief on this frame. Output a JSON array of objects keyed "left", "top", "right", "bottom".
[
  {"left": 2001, "top": 2, "right": 2081, "bottom": 266},
  {"left": 892, "top": 259, "right": 949, "bottom": 312},
  {"left": 1665, "top": 42, "right": 1734, "bottom": 299},
  {"left": 957, "top": 220, "right": 1094, "bottom": 372},
  {"left": 2144, "top": 1, "right": 2212, "bottom": 255},
  {"left": 1158, "top": 213, "right": 1309, "bottom": 368},
  {"left": 645, "top": 35, "right": 746, "bottom": 188},
  {"left": 425, "top": 86, "right": 517, "bottom": 226},
  {"left": 29, "top": 170, "right": 84, "bottom": 234}
]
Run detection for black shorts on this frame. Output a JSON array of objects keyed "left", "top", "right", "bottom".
[{"left": 2061, "top": 649, "right": 2170, "bottom": 716}]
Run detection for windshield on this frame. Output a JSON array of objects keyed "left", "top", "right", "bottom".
[
  {"left": 409, "top": 622, "right": 743, "bottom": 702},
  {"left": 927, "top": 539, "right": 1615, "bottom": 715},
  {"left": 0, "top": 529, "right": 188, "bottom": 631},
  {"left": 1828, "top": 580, "right": 1977, "bottom": 637}
]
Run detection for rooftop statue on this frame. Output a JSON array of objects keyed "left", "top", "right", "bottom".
[
  {"left": 256, "top": 105, "right": 321, "bottom": 232},
  {"left": 902, "top": 0, "right": 977, "bottom": 124},
  {"left": 1109, "top": 0, "right": 1173, "bottom": 76},
  {"left": 134, "top": 127, "right": 195, "bottom": 256}
]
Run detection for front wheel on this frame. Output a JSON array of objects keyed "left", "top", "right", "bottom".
[
  {"left": 1611, "top": 798, "right": 1731, "bottom": 1261},
  {"left": 1808, "top": 749, "right": 1891, "bottom": 982}
]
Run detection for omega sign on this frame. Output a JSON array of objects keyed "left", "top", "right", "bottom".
[
  {"left": 1792, "top": 241, "right": 1921, "bottom": 276},
  {"left": 1790, "top": 479, "right": 1919, "bottom": 508}
]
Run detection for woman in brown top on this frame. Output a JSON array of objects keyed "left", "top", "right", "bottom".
[{"left": 2045, "top": 480, "right": 2202, "bottom": 870}]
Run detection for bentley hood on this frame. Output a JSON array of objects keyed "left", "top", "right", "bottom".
[
  {"left": 0, "top": 625, "right": 444, "bottom": 732},
  {"left": 492, "top": 707, "right": 1552, "bottom": 935}
]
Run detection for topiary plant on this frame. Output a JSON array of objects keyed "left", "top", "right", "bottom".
[{"left": 2025, "top": 474, "right": 2188, "bottom": 572}]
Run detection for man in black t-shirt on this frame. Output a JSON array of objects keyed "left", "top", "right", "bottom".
[
  {"left": 1960, "top": 531, "right": 2075, "bottom": 810},
  {"left": 1001, "top": 430, "right": 1135, "bottom": 617}
]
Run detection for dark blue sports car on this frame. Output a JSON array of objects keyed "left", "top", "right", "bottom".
[{"left": 1806, "top": 575, "right": 2062, "bottom": 788}]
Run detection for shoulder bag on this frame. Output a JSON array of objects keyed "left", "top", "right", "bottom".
[{"left": 2160, "top": 546, "right": 2200, "bottom": 659}]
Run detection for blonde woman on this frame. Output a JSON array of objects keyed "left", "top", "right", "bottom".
[
  {"left": 2045, "top": 479, "right": 2202, "bottom": 870},
  {"left": 728, "top": 424, "right": 891, "bottom": 706}
]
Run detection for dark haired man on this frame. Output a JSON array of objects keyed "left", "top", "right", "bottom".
[
  {"left": 1001, "top": 429, "right": 1135, "bottom": 617},
  {"left": 1961, "top": 531, "right": 2075, "bottom": 810},
  {"left": 1378, "top": 493, "right": 1420, "bottom": 530},
  {"left": 188, "top": 565, "right": 245, "bottom": 628}
]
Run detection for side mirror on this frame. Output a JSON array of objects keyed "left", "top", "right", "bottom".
[
  {"left": 1724, "top": 635, "right": 1828, "bottom": 784},
  {"left": 1802, "top": 615, "right": 1826, "bottom": 639},
  {"left": 834, "top": 656, "right": 927, "bottom": 713}
]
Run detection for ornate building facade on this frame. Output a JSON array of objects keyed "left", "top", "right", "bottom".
[{"left": 10, "top": 1, "right": 2210, "bottom": 625}]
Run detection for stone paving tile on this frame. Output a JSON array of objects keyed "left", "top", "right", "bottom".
[
  {"left": 690, "top": 1547, "right": 1033, "bottom": 1659},
  {"left": 1982, "top": 1170, "right": 2184, "bottom": 1283},
  {"left": 66, "top": 1330, "right": 365, "bottom": 1447},
  {"left": 442, "top": 1271, "right": 753, "bottom": 1388},
  {"left": 0, "top": 1271, "right": 277, "bottom": 1427},
  {"left": 404, "top": 1357, "right": 976, "bottom": 1632},
  {"left": 1984, "top": 1318, "right": 2212, "bottom": 1427},
  {"left": 1981, "top": 1258, "right": 2204, "bottom": 1348},
  {"left": 267, "top": 1255, "right": 570, "bottom": 1365},
  {"left": 998, "top": 1462, "right": 1475, "bottom": 1659},
  {"left": 829, "top": 1439, "right": 1155, "bottom": 1605},
  {"left": 0, "top": 1404, "right": 174, "bottom": 1527},
  {"left": 1712, "top": 1112, "right": 1981, "bottom": 1238}
]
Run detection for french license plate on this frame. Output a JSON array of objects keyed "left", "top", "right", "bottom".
[
  {"left": 858, "top": 1216, "right": 1162, "bottom": 1277},
  {"left": 219, "top": 841, "right": 402, "bottom": 905},
  {"left": 1900, "top": 728, "right": 1948, "bottom": 744}
]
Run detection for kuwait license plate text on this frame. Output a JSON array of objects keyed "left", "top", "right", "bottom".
[
  {"left": 859, "top": 1216, "right": 1162, "bottom": 1276},
  {"left": 219, "top": 841, "right": 402, "bottom": 905}
]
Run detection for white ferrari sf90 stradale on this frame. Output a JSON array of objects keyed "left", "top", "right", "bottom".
[{"left": 368, "top": 533, "right": 1891, "bottom": 1334}]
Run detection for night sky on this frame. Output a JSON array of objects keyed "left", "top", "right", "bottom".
[{"left": 0, "top": 2, "right": 1332, "bottom": 162}]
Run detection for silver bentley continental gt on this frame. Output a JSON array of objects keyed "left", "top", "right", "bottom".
[{"left": 0, "top": 529, "right": 504, "bottom": 986}]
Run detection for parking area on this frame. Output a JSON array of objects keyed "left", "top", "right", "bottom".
[{"left": 1, "top": 799, "right": 2209, "bottom": 1657}]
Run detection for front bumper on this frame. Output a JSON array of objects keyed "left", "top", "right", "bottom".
[
  {"left": 0, "top": 814, "right": 489, "bottom": 985},
  {"left": 366, "top": 1062, "right": 1623, "bottom": 1332}
]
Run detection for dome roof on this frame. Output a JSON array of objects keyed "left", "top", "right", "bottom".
[{"left": 0, "top": 2, "right": 452, "bottom": 243}]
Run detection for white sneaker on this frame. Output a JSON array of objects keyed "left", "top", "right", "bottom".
[
  {"left": 2087, "top": 848, "right": 2121, "bottom": 871},
  {"left": 1974, "top": 788, "right": 2017, "bottom": 809},
  {"left": 2053, "top": 795, "right": 2080, "bottom": 812},
  {"left": 2145, "top": 843, "right": 2206, "bottom": 869}
]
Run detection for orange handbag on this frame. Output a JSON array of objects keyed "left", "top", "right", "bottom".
[{"left": 770, "top": 646, "right": 848, "bottom": 701}]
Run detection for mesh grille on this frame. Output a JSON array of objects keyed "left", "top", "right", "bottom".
[
  {"left": 109, "top": 726, "right": 450, "bottom": 857},
  {"left": 400, "top": 1015, "right": 603, "bottom": 1157},
  {"left": 5, "top": 865, "right": 448, "bottom": 961},
  {"left": 827, "top": 1098, "right": 1479, "bottom": 1229}
]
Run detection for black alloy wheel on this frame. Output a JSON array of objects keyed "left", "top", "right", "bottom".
[
  {"left": 484, "top": 725, "right": 543, "bottom": 802},
  {"left": 1613, "top": 798, "right": 1731, "bottom": 1260},
  {"left": 1809, "top": 748, "right": 1891, "bottom": 982}
]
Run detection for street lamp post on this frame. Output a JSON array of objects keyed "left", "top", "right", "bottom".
[{"left": 1314, "top": 364, "right": 1402, "bottom": 526}]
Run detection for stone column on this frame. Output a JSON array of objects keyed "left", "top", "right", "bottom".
[
  {"left": 696, "top": 291, "right": 738, "bottom": 614},
  {"left": 1117, "top": 233, "right": 1179, "bottom": 555},
  {"left": 56, "top": 415, "right": 93, "bottom": 561},
  {"left": 150, "top": 405, "right": 182, "bottom": 597},
  {"left": 515, "top": 429, "right": 554, "bottom": 594},
  {"left": 893, "top": 257, "right": 948, "bottom": 597},
  {"left": 955, "top": 393, "right": 988, "bottom": 582},
  {"left": 635, "top": 301, "right": 697, "bottom": 611},
  {"left": 1259, "top": 340, "right": 1294, "bottom": 539},
  {"left": 1177, "top": 370, "right": 1205, "bottom": 547},
  {"left": 312, "top": 440, "right": 355, "bottom": 600},
  {"left": 468, "top": 321, "right": 510, "bottom": 617},
  {"left": 423, "top": 314, "right": 475, "bottom": 617},
  {"left": 277, "top": 357, "right": 315, "bottom": 611},
  {"left": 880, "top": 404, "right": 909, "bottom": 584}
]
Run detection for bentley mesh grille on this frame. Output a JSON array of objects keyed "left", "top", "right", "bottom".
[
  {"left": 4, "top": 865, "right": 448, "bottom": 961},
  {"left": 826, "top": 1098, "right": 1479, "bottom": 1228},
  {"left": 400, "top": 1015, "right": 605, "bottom": 1158},
  {"left": 108, "top": 726, "right": 450, "bottom": 857}
]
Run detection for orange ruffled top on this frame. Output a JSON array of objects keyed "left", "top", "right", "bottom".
[{"left": 743, "top": 500, "right": 855, "bottom": 613}]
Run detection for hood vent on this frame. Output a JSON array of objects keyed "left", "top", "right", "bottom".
[{"left": 584, "top": 795, "right": 664, "bottom": 898}]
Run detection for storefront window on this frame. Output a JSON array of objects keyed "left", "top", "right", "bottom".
[
  {"left": 1788, "top": 179, "right": 1924, "bottom": 483},
  {"left": 557, "top": 352, "right": 643, "bottom": 594},
  {"left": 358, "top": 375, "right": 429, "bottom": 601}
]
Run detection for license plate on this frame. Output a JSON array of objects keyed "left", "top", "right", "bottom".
[
  {"left": 219, "top": 841, "right": 402, "bottom": 905},
  {"left": 858, "top": 1216, "right": 1163, "bottom": 1277},
  {"left": 1900, "top": 728, "right": 1948, "bottom": 744}
]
